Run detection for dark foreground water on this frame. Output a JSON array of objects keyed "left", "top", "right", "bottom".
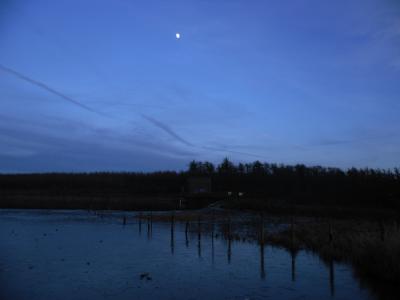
[{"left": 0, "top": 210, "right": 376, "bottom": 300}]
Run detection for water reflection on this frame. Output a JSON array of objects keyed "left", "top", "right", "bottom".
[
  {"left": 170, "top": 215, "right": 175, "bottom": 255},
  {"left": 0, "top": 210, "right": 385, "bottom": 300},
  {"left": 260, "top": 241, "right": 265, "bottom": 279},
  {"left": 147, "top": 218, "right": 344, "bottom": 299},
  {"left": 291, "top": 249, "right": 297, "bottom": 282},
  {"left": 329, "top": 259, "right": 335, "bottom": 297},
  {"left": 197, "top": 217, "right": 202, "bottom": 258},
  {"left": 211, "top": 232, "right": 215, "bottom": 265},
  {"left": 152, "top": 217, "right": 304, "bottom": 287},
  {"left": 211, "top": 220, "right": 215, "bottom": 265},
  {"left": 227, "top": 236, "right": 232, "bottom": 264}
]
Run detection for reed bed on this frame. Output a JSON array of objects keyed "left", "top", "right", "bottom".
[{"left": 135, "top": 210, "right": 400, "bottom": 285}]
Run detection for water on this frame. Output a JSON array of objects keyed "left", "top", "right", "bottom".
[{"left": 0, "top": 210, "right": 376, "bottom": 300}]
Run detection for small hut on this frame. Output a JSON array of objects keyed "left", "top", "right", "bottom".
[{"left": 187, "top": 177, "right": 212, "bottom": 194}]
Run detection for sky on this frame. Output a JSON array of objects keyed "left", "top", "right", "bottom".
[{"left": 0, "top": 0, "right": 400, "bottom": 172}]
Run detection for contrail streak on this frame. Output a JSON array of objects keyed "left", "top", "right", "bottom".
[
  {"left": 141, "top": 114, "right": 193, "bottom": 147},
  {"left": 1, "top": 64, "right": 266, "bottom": 159},
  {"left": 0, "top": 64, "right": 193, "bottom": 147},
  {"left": 202, "top": 146, "right": 267, "bottom": 159},
  {"left": 142, "top": 115, "right": 264, "bottom": 158},
  {"left": 0, "top": 64, "right": 108, "bottom": 117}
]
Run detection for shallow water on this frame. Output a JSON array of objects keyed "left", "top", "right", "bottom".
[{"left": 0, "top": 209, "right": 376, "bottom": 300}]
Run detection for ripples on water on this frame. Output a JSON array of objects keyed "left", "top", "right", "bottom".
[{"left": 0, "top": 210, "right": 376, "bottom": 300}]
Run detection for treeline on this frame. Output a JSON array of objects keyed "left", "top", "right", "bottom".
[
  {"left": 0, "top": 158, "right": 399, "bottom": 210},
  {"left": 189, "top": 159, "right": 400, "bottom": 208},
  {"left": 0, "top": 172, "right": 184, "bottom": 195}
]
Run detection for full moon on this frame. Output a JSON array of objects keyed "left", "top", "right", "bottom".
[{"left": 175, "top": 33, "right": 181, "bottom": 39}]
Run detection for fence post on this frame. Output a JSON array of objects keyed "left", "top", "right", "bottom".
[
  {"left": 138, "top": 213, "right": 142, "bottom": 234},
  {"left": 147, "top": 214, "right": 151, "bottom": 238},
  {"left": 185, "top": 221, "right": 189, "bottom": 247},
  {"left": 260, "top": 213, "right": 265, "bottom": 245},
  {"left": 290, "top": 216, "right": 295, "bottom": 243}
]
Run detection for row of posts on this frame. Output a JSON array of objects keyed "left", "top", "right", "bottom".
[{"left": 116, "top": 212, "right": 340, "bottom": 293}]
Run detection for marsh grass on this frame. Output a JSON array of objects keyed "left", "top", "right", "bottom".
[
  {"left": 138, "top": 210, "right": 400, "bottom": 286},
  {"left": 279, "top": 220, "right": 400, "bottom": 284},
  {"left": 260, "top": 218, "right": 400, "bottom": 287}
]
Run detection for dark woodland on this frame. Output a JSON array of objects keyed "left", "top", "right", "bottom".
[{"left": 1, "top": 158, "right": 399, "bottom": 213}]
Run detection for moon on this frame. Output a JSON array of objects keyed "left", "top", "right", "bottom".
[{"left": 175, "top": 33, "right": 181, "bottom": 39}]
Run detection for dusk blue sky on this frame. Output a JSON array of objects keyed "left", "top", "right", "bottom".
[{"left": 1, "top": 0, "right": 400, "bottom": 172}]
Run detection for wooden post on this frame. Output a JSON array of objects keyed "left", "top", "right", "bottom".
[
  {"left": 198, "top": 216, "right": 201, "bottom": 240},
  {"left": 138, "top": 213, "right": 142, "bottom": 234},
  {"left": 211, "top": 214, "right": 215, "bottom": 239},
  {"left": 185, "top": 221, "right": 189, "bottom": 247},
  {"left": 171, "top": 213, "right": 175, "bottom": 228},
  {"left": 290, "top": 216, "right": 295, "bottom": 243},
  {"left": 150, "top": 212, "right": 153, "bottom": 233},
  {"left": 228, "top": 215, "right": 232, "bottom": 240},
  {"left": 147, "top": 214, "right": 151, "bottom": 238},
  {"left": 260, "top": 213, "right": 265, "bottom": 245}
]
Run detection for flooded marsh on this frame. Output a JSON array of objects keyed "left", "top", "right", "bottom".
[{"left": 0, "top": 209, "right": 394, "bottom": 300}]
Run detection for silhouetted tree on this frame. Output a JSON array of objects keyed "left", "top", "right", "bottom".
[
  {"left": 237, "top": 163, "right": 245, "bottom": 174},
  {"left": 217, "top": 158, "right": 236, "bottom": 174}
]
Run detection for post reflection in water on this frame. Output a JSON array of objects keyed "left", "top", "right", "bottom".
[
  {"left": 329, "top": 260, "right": 335, "bottom": 297},
  {"left": 260, "top": 241, "right": 265, "bottom": 279},
  {"left": 170, "top": 214, "right": 175, "bottom": 255},
  {"left": 211, "top": 220, "right": 215, "bottom": 265},
  {"left": 291, "top": 249, "right": 296, "bottom": 282},
  {"left": 227, "top": 216, "right": 232, "bottom": 264},
  {"left": 1, "top": 210, "right": 385, "bottom": 300},
  {"left": 141, "top": 217, "right": 337, "bottom": 300},
  {"left": 227, "top": 237, "right": 232, "bottom": 264},
  {"left": 198, "top": 217, "right": 202, "bottom": 258}
]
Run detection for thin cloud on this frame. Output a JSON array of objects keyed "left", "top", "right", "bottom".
[
  {"left": 0, "top": 64, "right": 273, "bottom": 160},
  {"left": 142, "top": 115, "right": 270, "bottom": 159},
  {"left": 141, "top": 114, "right": 193, "bottom": 147},
  {"left": 0, "top": 64, "right": 109, "bottom": 117},
  {"left": 1, "top": 64, "right": 195, "bottom": 151}
]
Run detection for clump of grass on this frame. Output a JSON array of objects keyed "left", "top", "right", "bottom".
[{"left": 266, "top": 219, "right": 400, "bottom": 284}]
